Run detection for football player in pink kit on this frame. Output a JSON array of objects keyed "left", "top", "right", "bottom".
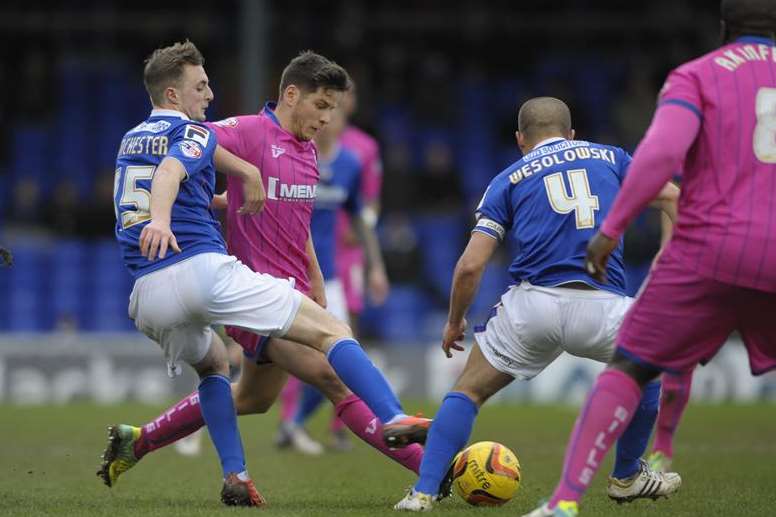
[
  {"left": 525, "top": 1, "right": 776, "bottom": 516},
  {"left": 276, "top": 85, "right": 389, "bottom": 452},
  {"left": 100, "top": 52, "right": 426, "bottom": 499}
]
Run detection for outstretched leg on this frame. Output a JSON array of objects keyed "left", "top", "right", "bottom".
[
  {"left": 264, "top": 337, "right": 424, "bottom": 473},
  {"left": 394, "top": 342, "right": 513, "bottom": 512}
]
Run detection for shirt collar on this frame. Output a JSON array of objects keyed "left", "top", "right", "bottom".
[
  {"left": 150, "top": 108, "right": 189, "bottom": 120},
  {"left": 262, "top": 102, "right": 281, "bottom": 127},
  {"left": 532, "top": 137, "right": 566, "bottom": 150},
  {"left": 735, "top": 35, "right": 775, "bottom": 46},
  {"left": 261, "top": 101, "right": 314, "bottom": 150}
]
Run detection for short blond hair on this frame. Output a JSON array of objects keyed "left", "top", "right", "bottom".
[{"left": 143, "top": 40, "right": 204, "bottom": 105}]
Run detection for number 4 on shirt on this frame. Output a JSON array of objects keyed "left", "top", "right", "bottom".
[{"left": 544, "top": 168, "right": 600, "bottom": 230}]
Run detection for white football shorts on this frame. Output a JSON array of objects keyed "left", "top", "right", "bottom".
[
  {"left": 129, "top": 252, "right": 302, "bottom": 377},
  {"left": 324, "top": 278, "right": 348, "bottom": 323},
  {"left": 474, "top": 281, "right": 633, "bottom": 380}
]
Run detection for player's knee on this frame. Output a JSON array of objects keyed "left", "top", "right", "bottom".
[
  {"left": 451, "top": 379, "right": 489, "bottom": 407},
  {"left": 609, "top": 351, "right": 660, "bottom": 387},
  {"left": 319, "top": 320, "right": 354, "bottom": 351},
  {"left": 193, "top": 354, "right": 229, "bottom": 378},
  {"left": 193, "top": 333, "right": 230, "bottom": 378},
  {"left": 233, "top": 389, "right": 273, "bottom": 415}
]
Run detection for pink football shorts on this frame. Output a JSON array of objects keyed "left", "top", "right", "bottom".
[{"left": 617, "top": 248, "right": 776, "bottom": 375}]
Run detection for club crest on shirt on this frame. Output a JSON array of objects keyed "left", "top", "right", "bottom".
[
  {"left": 271, "top": 144, "right": 286, "bottom": 158},
  {"left": 180, "top": 140, "right": 203, "bottom": 159}
]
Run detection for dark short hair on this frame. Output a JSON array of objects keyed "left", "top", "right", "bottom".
[
  {"left": 143, "top": 40, "right": 204, "bottom": 106},
  {"left": 721, "top": 0, "right": 776, "bottom": 35},
  {"left": 278, "top": 51, "right": 351, "bottom": 98}
]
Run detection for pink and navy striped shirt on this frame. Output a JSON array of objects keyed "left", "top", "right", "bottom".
[
  {"left": 208, "top": 103, "right": 319, "bottom": 294},
  {"left": 603, "top": 36, "right": 776, "bottom": 292}
]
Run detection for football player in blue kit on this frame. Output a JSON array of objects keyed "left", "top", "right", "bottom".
[
  {"left": 390, "top": 97, "right": 681, "bottom": 513},
  {"left": 101, "top": 40, "right": 269, "bottom": 507}
]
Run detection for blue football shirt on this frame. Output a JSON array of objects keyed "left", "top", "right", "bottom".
[
  {"left": 114, "top": 109, "right": 226, "bottom": 279},
  {"left": 310, "top": 145, "right": 362, "bottom": 280},
  {"left": 474, "top": 138, "right": 631, "bottom": 295}
]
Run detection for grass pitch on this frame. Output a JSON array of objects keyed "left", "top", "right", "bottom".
[{"left": 0, "top": 401, "right": 774, "bottom": 516}]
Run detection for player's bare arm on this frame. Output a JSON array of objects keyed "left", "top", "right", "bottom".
[
  {"left": 351, "top": 214, "right": 390, "bottom": 305},
  {"left": 586, "top": 181, "right": 678, "bottom": 282},
  {"left": 305, "top": 234, "right": 327, "bottom": 308},
  {"left": 648, "top": 181, "right": 680, "bottom": 224},
  {"left": 139, "top": 156, "right": 185, "bottom": 261},
  {"left": 443, "top": 232, "right": 499, "bottom": 358},
  {"left": 213, "top": 145, "right": 265, "bottom": 214},
  {"left": 586, "top": 102, "right": 700, "bottom": 283},
  {"left": 588, "top": 176, "right": 681, "bottom": 281},
  {"left": 211, "top": 191, "right": 228, "bottom": 210}
]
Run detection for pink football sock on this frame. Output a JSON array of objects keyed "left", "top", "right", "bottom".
[
  {"left": 330, "top": 414, "right": 347, "bottom": 433},
  {"left": 279, "top": 376, "right": 302, "bottom": 424},
  {"left": 549, "top": 369, "right": 643, "bottom": 507},
  {"left": 335, "top": 394, "right": 423, "bottom": 473},
  {"left": 652, "top": 370, "right": 693, "bottom": 458},
  {"left": 134, "top": 391, "right": 204, "bottom": 459}
]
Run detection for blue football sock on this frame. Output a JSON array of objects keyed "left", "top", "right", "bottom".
[
  {"left": 327, "top": 338, "right": 403, "bottom": 423},
  {"left": 294, "top": 383, "right": 327, "bottom": 426},
  {"left": 198, "top": 374, "right": 245, "bottom": 476},
  {"left": 612, "top": 380, "right": 661, "bottom": 479},
  {"left": 415, "top": 392, "right": 479, "bottom": 495}
]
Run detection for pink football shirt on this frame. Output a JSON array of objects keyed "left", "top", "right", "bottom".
[
  {"left": 604, "top": 36, "right": 776, "bottom": 292},
  {"left": 208, "top": 103, "right": 319, "bottom": 294}
]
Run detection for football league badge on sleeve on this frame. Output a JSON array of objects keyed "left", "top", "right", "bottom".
[{"left": 180, "top": 140, "right": 203, "bottom": 159}]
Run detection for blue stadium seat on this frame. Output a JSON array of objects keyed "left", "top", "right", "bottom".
[
  {"left": 372, "top": 285, "right": 430, "bottom": 344},
  {"left": 49, "top": 240, "right": 86, "bottom": 328},
  {"left": 414, "top": 215, "right": 465, "bottom": 297},
  {"left": 11, "top": 128, "right": 49, "bottom": 186},
  {"left": 7, "top": 245, "right": 46, "bottom": 330},
  {"left": 457, "top": 80, "right": 498, "bottom": 201},
  {"left": 79, "top": 240, "right": 132, "bottom": 331}
]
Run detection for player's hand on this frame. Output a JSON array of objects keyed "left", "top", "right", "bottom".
[
  {"left": 585, "top": 231, "right": 618, "bottom": 283},
  {"left": 239, "top": 167, "right": 265, "bottom": 215},
  {"left": 441, "top": 318, "right": 467, "bottom": 358},
  {"left": 367, "top": 267, "right": 390, "bottom": 306},
  {"left": 211, "top": 191, "right": 228, "bottom": 210},
  {"left": 139, "top": 220, "right": 181, "bottom": 261}
]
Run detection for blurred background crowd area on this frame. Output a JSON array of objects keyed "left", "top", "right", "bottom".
[{"left": 0, "top": 0, "right": 718, "bottom": 338}]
